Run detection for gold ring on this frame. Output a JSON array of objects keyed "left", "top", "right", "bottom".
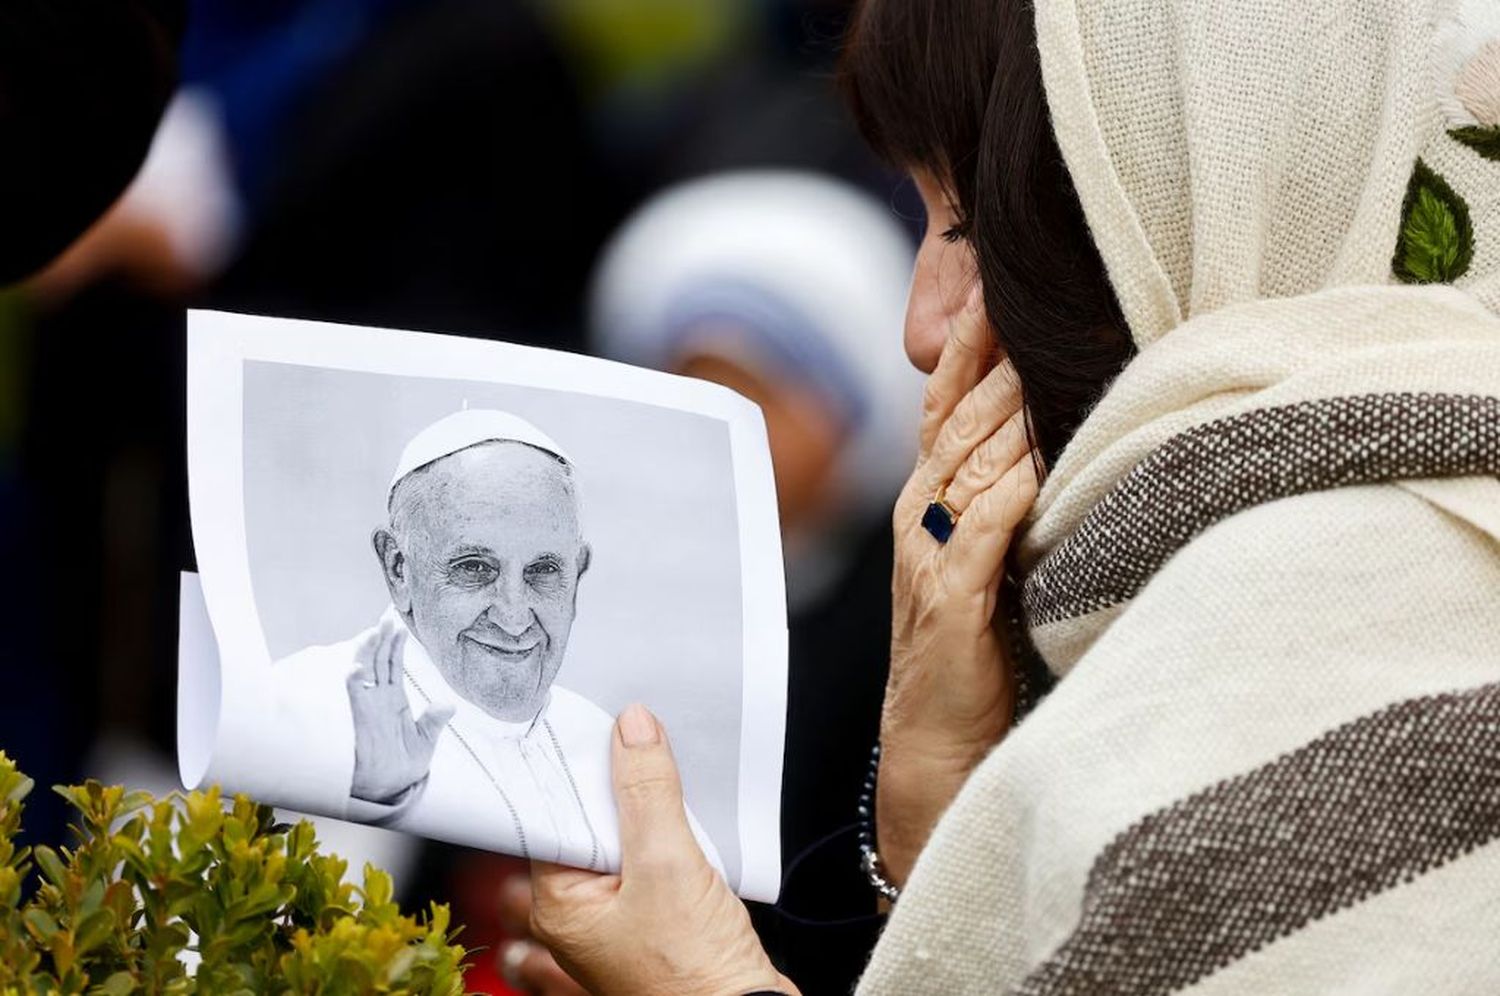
[{"left": 922, "top": 484, "right": 960, "bottom": 543}]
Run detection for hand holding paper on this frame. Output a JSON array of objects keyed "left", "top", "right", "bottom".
[{"left": 529, "top": 705, "right": 799, "bottom": 996}]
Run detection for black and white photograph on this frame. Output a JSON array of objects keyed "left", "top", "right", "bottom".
[{"left": 181, "top": 310, "right": 787, "bottom": 901}]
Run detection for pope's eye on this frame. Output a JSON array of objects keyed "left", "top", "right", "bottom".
[
  {"left": 451, "top": 558, "right": 496, "bottom": 584},
  {"left": 524, "top": 559, "right": 562, "bottom": 583}
]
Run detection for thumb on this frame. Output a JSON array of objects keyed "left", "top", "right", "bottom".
[
  {"left": 416, "top": 702, "right": 456, "bottom": 745},
  {"left": 612, "top": 704, "right": 701, "bottom": 879}
]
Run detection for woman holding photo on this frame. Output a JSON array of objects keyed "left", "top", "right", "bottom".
[{"left": 521, "top": 0, "right": 1500, "bottom": 991}]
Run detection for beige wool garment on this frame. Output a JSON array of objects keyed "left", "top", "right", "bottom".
[{"left": 858, "top": 0, "right": 1500, "bottom": 993}]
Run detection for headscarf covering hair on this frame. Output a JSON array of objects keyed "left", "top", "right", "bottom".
[
  {"left": 0, "top": 0, "right": 185, "bottom": 283},
  {"left": 589, "top": 170, "right": 922, "bottom": 522}
]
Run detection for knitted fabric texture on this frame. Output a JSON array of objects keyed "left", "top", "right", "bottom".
[{"left": 857, "top": 0, "right": 1500, "bottom": 992}]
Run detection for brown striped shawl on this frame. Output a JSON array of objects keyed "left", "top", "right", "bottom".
[
  {"left": 858, "top": 293, "right": 1500, "bottom": 996},
  {"left": 857, "top": 0, "right": 1500, "bottom": 992}
]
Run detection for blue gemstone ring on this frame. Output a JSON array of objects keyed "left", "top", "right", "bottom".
[{"left": 921, "top": 486, "right": 960, "bottom": 544}]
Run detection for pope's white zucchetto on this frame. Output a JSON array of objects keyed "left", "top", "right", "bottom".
[{"left": 388, "top": 409, "right": 572, "bottom": 497}]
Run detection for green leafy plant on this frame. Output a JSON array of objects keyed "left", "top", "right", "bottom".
[
  {"left": 1392, "top": 158, "right": 1474, "bottom": 285},
  {"left": 0, "top": 752, "right": 467, "bottom": 994}
]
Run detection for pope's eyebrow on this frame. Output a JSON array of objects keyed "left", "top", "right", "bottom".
[{"left": 446, "top": 544, "right": 496, "bottom": 560}]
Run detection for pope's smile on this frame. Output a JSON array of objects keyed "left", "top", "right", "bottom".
[{"left": 462, "top": 632, "right": 542, "bottom": 663}]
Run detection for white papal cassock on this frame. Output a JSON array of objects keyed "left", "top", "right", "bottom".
[{"left": 276, "top": 606, "right": 724, "bottom": 874}]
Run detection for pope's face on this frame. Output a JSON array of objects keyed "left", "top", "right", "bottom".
[{"left": 379, "top": 442, "right": 588, "bottom": 722}]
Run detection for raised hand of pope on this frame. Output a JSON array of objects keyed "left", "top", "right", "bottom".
[
  {"left": 879, "top": 286, "right": 1041, "bottom": 886},
  {"left": 345, "top": 618, "right": 455, "bottom": 804}
]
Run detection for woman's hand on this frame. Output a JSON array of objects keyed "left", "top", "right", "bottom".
[
  {"left": 530, "top": 704, "right": 798, "bottom": 996},
  {"left": 496, "top": 876, "right": 588, "bottom": 995},
  {"left": 880, "top": 286, "right": 1040, "bottom": 886}
]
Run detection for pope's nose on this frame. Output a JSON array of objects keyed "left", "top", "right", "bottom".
[{"left": 484, "top": 595, "right": 533, "bottom": 637}]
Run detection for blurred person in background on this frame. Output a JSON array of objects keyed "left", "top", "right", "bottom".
[
  {"left": 214, "top": 0, "right": 613, "bottom": 343},
  {"left": 10, "top": 0, "right": 437, "bottom": 870},
  {"left": 31, "top": 0, "right": 607, "bottom": 345},
  {"left": 590, "top": 171, "right": 920, "bottom": 612},
  {"left": 15, "top": 0, "right": 446, "bottom": 808},
  {"left": 0, "top": 0, "right": 184, "bottom": 846},
  {"left": 0, "top": 0, "right": 183, "bottom": 287},
  {"left": 28, "top": 0, "right": 415, "bottom": 303},
  {"left": 492, "top": 170, "right": 922, "bottom": 995}
]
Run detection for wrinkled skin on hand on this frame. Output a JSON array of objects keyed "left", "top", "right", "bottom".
[
  {"left": 528, "top": 706, "right": 799, "bottom": 996},
  {"left": 879, "top": 285, "right": 1039, "bottom": 886},
  {"left": 496, "top": 875, "right": 589, "bottom": 996}
]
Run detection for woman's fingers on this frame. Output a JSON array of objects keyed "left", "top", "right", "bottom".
[
  {"left": 917, "top": 284, "right": 992, "bottom": 461},
  {"left": 525, "top": 719, "right": 784, "bottom": 996},
  {"left": 497, "top": 874, "right": 534, "bottom": 935},
  {"left": 529, "top": 860, "right": 613, "bottom": 913},
  {"left": 530, "top": 860, "right": 602, "bottom": 896},
  {"left": 917, "top": 358, "right": 1024, "bottom": 499},
  {"left": 938, "top": 407, "right": 1030, "bottom": 516},
  {"left": 527, "top": 860, "right": 616, "bottom": 963},
  {"left": 946, "top": 451, "right": 1042, "bottom": 593},
  {"left": 498, "top": 939, "right": 588, "bottom": 996},
  {"left": 611, "top": 705, "right": 701, "bottom": 880}
]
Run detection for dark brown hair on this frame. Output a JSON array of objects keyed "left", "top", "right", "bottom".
[{"left": 840, "top": 0, "right": 1134, "bottom": 463}]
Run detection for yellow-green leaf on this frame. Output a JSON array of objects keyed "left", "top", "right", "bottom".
[
  {"left": 22, "top": 908, "right": 58, "bottom": 941},
  {"left": 6, "top": 776, "right": 33, "bottom": 805},
  {"left": 74, "top": 908, "right": 116, "bottom": 955},
  {"left": 94, "top": 970, "right": 137, "bottom": 996},
  {"left": 33, "top": 845, "right": 67, "bottom": 888}
]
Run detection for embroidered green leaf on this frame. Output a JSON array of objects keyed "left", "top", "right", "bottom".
[
  {"left": 1392, "top": 159, "right": 1474, "bottom": 284},
  {"left": 1449, "top": 125, "right": 1500, "bottom": 162}
]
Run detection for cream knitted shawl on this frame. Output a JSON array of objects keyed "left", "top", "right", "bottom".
[{"left": 858, "top": 0, "right": 1500, "bottom": 992}]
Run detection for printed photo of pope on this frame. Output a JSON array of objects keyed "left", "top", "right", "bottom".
[{"left": 276, "top": 408, "right": 723, "bottom": 873}]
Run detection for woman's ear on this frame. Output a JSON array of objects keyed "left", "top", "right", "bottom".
[
  {"left": 372, "top": 528, "right": 413, "bottom": 613},
  {"left": 576, "top": 542, "right": 592, "bottom": 579}
]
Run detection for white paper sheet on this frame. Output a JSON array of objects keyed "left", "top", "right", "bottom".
[{"left": 180, "top": 309, "right": 788, "bottom": 901}]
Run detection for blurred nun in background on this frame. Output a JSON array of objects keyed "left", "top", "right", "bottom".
[
  {"left": 589, "top": 170, "right": 921, "bottom": 994},
  {"left": 591, "top": 170, "right": 920, "bottom": 604}
]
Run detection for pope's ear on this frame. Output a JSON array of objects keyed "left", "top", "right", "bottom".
[
  {"left": 576, "top": 542, "right": 591, "bottom": 578},
  {"left": 372, "top": 528, "right": 413, "bottom": 613}
]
